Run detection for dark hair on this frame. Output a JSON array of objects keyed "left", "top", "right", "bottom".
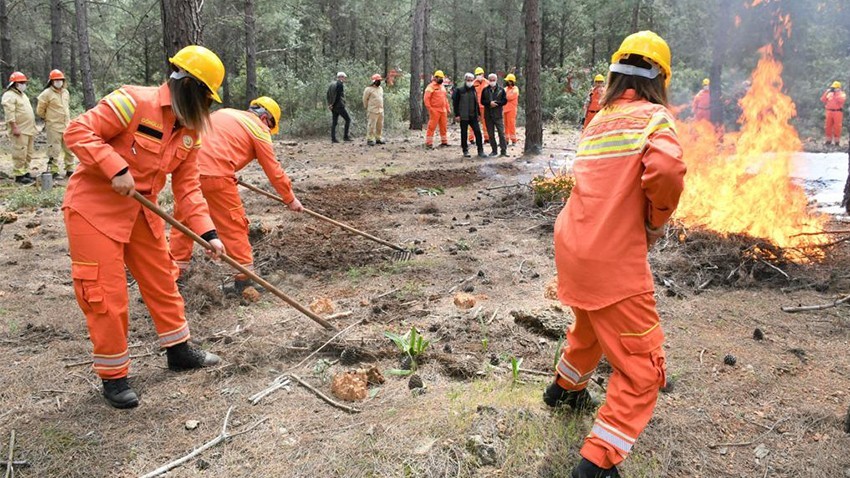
[
  {"left": 600, "top": 55, "right": 668, "bottom": 107},
  {"left": 168, "top": 74, "right": 212, "bottom": 133}
]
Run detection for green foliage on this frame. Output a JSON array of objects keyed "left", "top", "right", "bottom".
[
  {"left": 510, "top": 356, "right": 523, "bottom": 385},
  {"left": 385, "top": 326, "right": 431, "bottom": 372},
  {"left": 4, "top": 187, "right": 65, "bottom": 211}
]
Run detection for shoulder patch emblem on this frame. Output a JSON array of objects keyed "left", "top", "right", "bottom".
[{"left": 183, "top": 135, "right": 193, "bottom": 148}]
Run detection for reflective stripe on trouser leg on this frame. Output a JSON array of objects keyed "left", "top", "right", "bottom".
[
  {"left": 65, "top": 209, "right": 132, "bottom": 379},
  {"left": 578, "top": 293, "right": 666, "bottom": 469},
  {"left": 124, "top": 211, "right": 191, "bottom": 348},
  {"left": 555, "top": 307, "right": 603, "bottom": 391}
]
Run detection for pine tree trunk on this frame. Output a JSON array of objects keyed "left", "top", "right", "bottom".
[
  {"left": 409, "top": 0, "right": 427, "bottom": 130},
  {"left": 69, "top": 33, "right": 77, "bottom": 85},
  {"left": 422, "top": 0, "right": 431, "bottom": 82},
  {"left": 73, "top": 0, "right": 95, "bottom": 109},
  {"left": 0, "top": 0, "right": 11, "bottom": 82},
  {"left": 383, "top": 33, "right": 390, "bottom": 79},
  {"left": 50, "top": 0, "right": 63, "bottom": 69},
  {"left": 523, "top": 0, "right": 543, "bottom": 154},
  {"left": 143, "top": 35, "right": 151, "bottom": 84},
  {"left": 631, "top": 0, "right": 642, "bottom": 32},
  {"left": 160, "top": 0, "right": 203, "bottom": 70},
  {"left": 244, "top": 0, "right": 257, "bottom": 104}
]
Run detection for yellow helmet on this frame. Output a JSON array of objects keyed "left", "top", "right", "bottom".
[
  {"left": 594, "top": 74, "right": 605, "bottom": 82},
  {"left": 250, "top": 96, "right": 281, "bottom": 135},
  {"left": 474, "top": 67, "right": 485, "bottom": 75},
  {"left": 832, "top": 81, "right": 842, "bottom": 89},
  {"left": 169, "top": 45, "right": 225, "bottom": 103},
  {"left": 434, "top": 70, "right": 445, "bottom": 79},
  {"left": 611, "top": 30, "right": 672, "bottom": 87},
  {"left": 505, "top": 74, "right": 516, "bottom": 82},
  {"left": 702, "top": 78, "right": 710, "bottom": 86}
]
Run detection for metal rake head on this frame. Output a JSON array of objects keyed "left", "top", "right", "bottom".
[{"left": 390, "top": 249, "right": 415, "bottom": 262}]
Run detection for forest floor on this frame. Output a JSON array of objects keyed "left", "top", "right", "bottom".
[{"left": 0, "top": 125, "right": 849, "bottom": 477}]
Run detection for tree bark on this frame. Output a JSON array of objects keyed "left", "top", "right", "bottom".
[
  {"left": 244, "top": 0, "right": 257, "bottom": 104},
  {"left": 50, "top": 0, "right": 63, "bottom": 69},
  {"left": 0, "top": 0, "right": 11, "bottom": 82},
  {"left": 422, "top": 0, "right": 432, "bottom": 81},
  {"left": 383, "top": 32, "right": 390, "bottom": 80},
  {"left": 160, "top": 0, "right": 203, "bottom": 70},
  {"left": 710, "top": 0, "right": 732, "bottom": 126},
  {"left": 143, "top": 35, "right": 152, "bottom": 84},
  {"left": 69, "top": 32, "right": 77, "bottom": 85},
  {"left": 409, "top": 0, "right": 427, "bottom": 130},
  {"left": 523, "top": 0, "right": 543, "bottom": 154},
  {"left": 73, "top": 0, "right": 95, "bottom": 109},
  {"left": 631, "top": 0, "right": 642, "bottom": 32}
]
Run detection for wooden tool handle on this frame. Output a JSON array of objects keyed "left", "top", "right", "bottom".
[
  {"left": 237, "top": 179, "right": 405, "bottom": 252},
  {"left": 133, "top": 192, "right": 336, "bottom": 331}
]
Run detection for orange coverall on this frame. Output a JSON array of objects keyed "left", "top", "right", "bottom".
[
  {"left": 553, "top": 90, "right": 686, "bottom": 469},
  {"left": 692, "top": 88, "right": 710, "bottom": 122},
  {"left": 424, "top": 80, "right": 450, "bottom": 146},
  {"left": 474, "top": 78, "right": 489, "bottom": 142},
  {"left": 821, "top": 89, "right": 846, "bottom": 144},
  {"left": 170, "top": 109, "right": 295, "bottom": 278},
  {"left": 63, "top": 84, "right": 214, "bottom": 379},
  {"left": 583, "top": 85, "right": 605, "bottom": 129},
  {"left": 503, "top": 85, "right": 520, "bottom": 144}
]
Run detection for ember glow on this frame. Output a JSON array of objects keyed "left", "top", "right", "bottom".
[{"left": 674, "top": 45, "right": 827, "bottom": 256}]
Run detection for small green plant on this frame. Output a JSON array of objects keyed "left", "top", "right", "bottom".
[
  {"left": 5, "top": 187, "right": 65, "bottom": 211},
  {"left": 385, "top": 326, "right": 431, "bottom": 375},
  {"left": 455, "top": 239, "right": 471, "bottom": 251},
  {"left": 510, "top": 356, "right": 524, "bottom": 385},
  {"left": 530, "top": 172, "right": 575, "bottom": 207},
  {"left": 416, "top": 186, "right": 445, "bottom": 197}
]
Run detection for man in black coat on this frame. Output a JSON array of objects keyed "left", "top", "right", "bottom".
[
  {"left": 452, "top": 73, "right": 486, "bottom": 158},
  {"left": 480, "top": 73, "right": 508, "bottom": 157},
  {"left": 327, "top": 72, "right": 351, "bottom": 143}
]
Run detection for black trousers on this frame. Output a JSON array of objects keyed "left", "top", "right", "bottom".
[
  {"left": 486, "top": 113, "right": 507, "bottom": 154},
  {"left": 460, "top": 119, "right": 484, "bottom": 154},
  {"left": 331, "top": 107, "right": 351, "bottom": 140}
]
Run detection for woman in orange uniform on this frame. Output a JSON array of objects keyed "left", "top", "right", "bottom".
[
  {"left": 692, "top": 78, "right": 711, "bottom": 122},
  {"left": 63, "top": 45, "right": 226, "bottom": 409},
  {"left": 503, "top": 74, "right": 520, "bottom": 146},
  {"left": 424, "top": 70, "right": 451, "bottom": 148},
  {"left": 821, "top": 81, "right": 846, "bottom": 147},
  {"left": 582, "top": 74, "right": 605, "bottom": 129},
  {"left": 170, "top": 96, "right": 303, "bottom": 294},
  {"left": 544, "top": 31, "right": 686, "bottom": 478}
]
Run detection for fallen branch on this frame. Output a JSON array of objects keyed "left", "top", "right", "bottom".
[
  {"left": 291, "top": 374, "right": 361, "bottom": 414},
  {"left": 4, "top": 430, "right": 15, "bottom": 478},
  {"left": 371, "top": 288, "right": 400, "bottom": 301},
  {"left": 325, "top": 311, "right": 353, "bottom": 321},
  {"left": 759, "top": 260, "right": 789, "bottom": 280},
  {"left": 708, "top": 416, "right": 789, "bottom": 448},
  {"left": 781, "top": 294, "right": 850, "bottom": 313},
  {"left": 63, "top": 351, "right": 157, "bottom": 369},
  {"left": 248, "top": 375, "right": 291, "bottom": 406},
  {"left": 138, "top": 407, "right": 268, "bottom": 478}
]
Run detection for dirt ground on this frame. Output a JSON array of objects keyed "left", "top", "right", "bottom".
[{"left": 1, "top": 124, "right": 849, "bottom": 477}]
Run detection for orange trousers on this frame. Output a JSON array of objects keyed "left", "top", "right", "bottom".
[
  {"left": 65, "top": 209, "right": 191, "bottom": 379},
  {"left": 583, "top": 110, "right": 599, "bottom": 129},
  {"left": 426, "top": 109, "right": 448, "bottom": 146},
  {"left": 555, "top": 293, "right": 666, "bottom": 469},
  {"left": 170, "top": 176, "right": 252, "bottom": 279},
  {"left": 694, "top": 108, "right": 710, "bottom": 122},
  {"left": 504, "top": 110, "right": 517, "bottom": 143},
  {"left": 469, "top": 109, "right": 489, "bottom": 142},
  {"left": 825, "top": 110, "right": 843, "bottom": 143}
]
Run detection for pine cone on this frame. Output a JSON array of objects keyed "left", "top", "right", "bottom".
[{"left": 408, "top": 374, "right": 424, "bottom": 390}]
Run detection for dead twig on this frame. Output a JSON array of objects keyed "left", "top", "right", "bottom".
[
  {"left": 4, "top": 430, "right": 15, "bottom": 478},
  {"left": 138, "top": 406, "right": 268, "bottom": 478},
  {"left": 781, "top": 294, "right": 850, "bottom": 313},
  {"left": 291, "top": 374, "right": 361, "bottom": 414},
  {"left": 287, "top": 318, "right": 365, "bottom": 373},
  {"left": 708, "top": 416, "right": 789, "bottom": 448},
  {"left": 371, "top": 288, "right": 400, "bottom": 301},
  {"left": 759, "top": 260, "right": 789, "bottom": 280},
  {"left": 325, "top": 311, "right": 353, "bottom": 321},
  {"left": 248, "top": 375, "right": 291, "bottom": 406}
]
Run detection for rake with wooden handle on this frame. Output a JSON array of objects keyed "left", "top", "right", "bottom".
[
  {"left": 237, "top": 179, "right": 414, "bottom": 262},
  {"left": 133, "top": 192, "right": 337, "bottom": 331}
]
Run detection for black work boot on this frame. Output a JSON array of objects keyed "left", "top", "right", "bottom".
[
  {"left": 463, "top": 150, "right": 471, "bottom": 158},
  {"left": 477, "top": 149, "right": 487, "bottom": 158},
  {"left": 166, "top": 342, "right": 221, "bottom": 371},
  {"left": 14, "top": 175, "right": 34, "bottom": 185},
  {"left": 572, "top": 458, "right": 620, "bottom": 478},
  {"left": 376, "top": 139, "right": 385, "bottom": 145},
  {"left": 102, "top": 377, "right": 139, "bottom": 409},
  {"left": 543, "top": 381, "right": 596, "bottom": 411},
  {"left": 223, "top": 279, "right": 265, "bottom": 297}
]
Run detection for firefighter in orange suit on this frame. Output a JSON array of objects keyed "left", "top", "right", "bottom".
[
  {"left": 62, "top": 45, "right": 226, "bottom": 409},
  {"left": 692, "top": 78, "right": 711, "bottom": 122},
  {"left": 469, "top": 67, "right": 489, "bottom": 144},
  {"left": 582, "top": 74, "right": 605, "bottom": 129},
  {"left": 821, "top": 81, "right": 846, "bottom": 147},
  {"left": 170, "top": 96, "right": 303, "bottom": 295},
  {"left": 544, "top": 31, "right": 686, "bottom": 478},
  {"left": 424, "top": 70, "right": 450, "bottom": 147},
  {"left": 503, "top": 74, "right": 520, "bottom": 145}
]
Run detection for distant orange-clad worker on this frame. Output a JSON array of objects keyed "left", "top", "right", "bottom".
[
  {"left": 62, "top": 45, "right": 226, "bottom": 410},
  {"left": 170, "top": 97, "right": 303, "bottom": 294},
  {"left": 424, "top": 70, "right": 451, "bottom": 148},
  {"left": 545, "top": 31, "right": 686, "bottom": 478},
  {"left": 503, "top": 74, "right": 520, "bottom": 145},
  {"left": 582, "top": 74, "right": 606, "bottom": 129},
  {"left": 468, "top": 67, "right": 490, "bottom": 144},
  {"left": 692, "top": 78, "right": 711, "bottom": 122},
  {"left": 821, "top": 81, "right": 846, "bottom": 147}
]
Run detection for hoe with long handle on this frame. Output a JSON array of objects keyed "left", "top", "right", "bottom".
[
  {"left": 133, "top": 192, "right": 337, "bottom": 331},
  {"left": 237, "top": 179, "right": 413, "bottom": 261}
]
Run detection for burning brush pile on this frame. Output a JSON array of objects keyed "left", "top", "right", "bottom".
[{"left": 654, "top": 46, "right": 849, "bottom": 292}]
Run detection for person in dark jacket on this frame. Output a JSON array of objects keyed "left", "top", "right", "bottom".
[
  {"left": 453, "top": 73, "right": 486, "bottom": 158},
  {"left": 480, "top": 73, "right": 508, "bottom": 157},
  {"left": 327, "top": 72, "right": 351, "bottom": 143}
]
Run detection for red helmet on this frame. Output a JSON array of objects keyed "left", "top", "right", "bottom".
[
  {"left": 8, "top": 71, "right": 27, "bottom": 83},
  {"left": 49, "top": 69, "right": 65, "bottom": 81},
  {"left": 371, "top": 74, "right": 382, "bottom": 81}
]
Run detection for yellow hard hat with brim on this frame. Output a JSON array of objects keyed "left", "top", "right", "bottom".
[
  {"left": 611, "top": 30, "right": 672, "bottom": 87},
  {"left": 505, "top": 74, "right": 516, "bottom": 82},
  {"left": 250, "top": 96, "right": 281, "bottom": 135},
  {"left": 594, "top": 74, "right": 605, "bottom": 82},
  {"left": 169, "top": 45, "right": 225, "bottom": 103},
  {"left": 434, "top": 70, "right": 445, "bottom": 78},
  {"left": 832, "top": 81, "right": 842, "bottom": 89},
  {"left": 475, "top": 67, "right": 485, "bottom": 75}
]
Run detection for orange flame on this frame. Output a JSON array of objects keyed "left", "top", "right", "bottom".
[{"left": 674, "top": 45, "right": 826, "bottom": 258}]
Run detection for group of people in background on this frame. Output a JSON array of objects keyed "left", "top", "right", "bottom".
[{"left": 2, "top": 69, "right": 75, "bottom": 184}]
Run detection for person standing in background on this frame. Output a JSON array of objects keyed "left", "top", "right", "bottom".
[
  {"left": 363, "top": 74, "right": 385, "bottom": 146},
  {"left": 37, "top": 69, "right": 76, "bottom": 180},
  {"left": 327, "top": 72, "right": 352, "bottom": 143}
]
